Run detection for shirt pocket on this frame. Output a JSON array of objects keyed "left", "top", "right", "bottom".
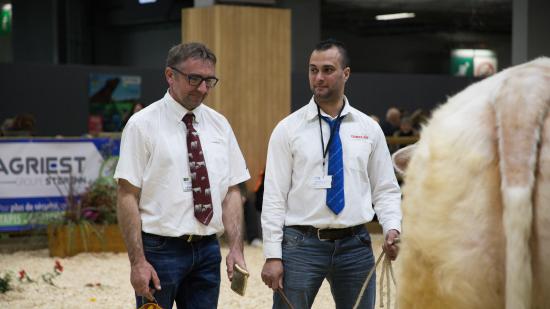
[
  {"left": 203, "top": 136, "right": 229, "bottom": 184},
  {"left": 344, "top": 139, "right": 372, "bottom": 184}
]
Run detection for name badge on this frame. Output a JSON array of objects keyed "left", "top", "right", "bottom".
[
  {"left": 183, "top": 177, "right": 192, "bottom": 192},
  {"left": 310, "top": 175, "right": 332, "bottom": 189}
]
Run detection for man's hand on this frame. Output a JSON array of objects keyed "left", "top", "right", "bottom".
[
  {"left": 226, "top": 249, "right": 247, "bottom": 281},
  {"left": 261, "top": 258, "right": 284, "bottom": 290},
  {"left": 382, "top": 229, "right": 400, "bottom": 260},
  {"left": 130, "top": 260, "right": 161, "bottom": 301}
]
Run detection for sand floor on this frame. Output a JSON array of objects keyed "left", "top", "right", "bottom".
[{"left": 0, "top": 234, "right": 396, "bottom": 308}]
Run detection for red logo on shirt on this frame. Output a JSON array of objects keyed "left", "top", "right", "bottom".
[{"left": 351, "top": 135, "right": 369, "bottom": 139}]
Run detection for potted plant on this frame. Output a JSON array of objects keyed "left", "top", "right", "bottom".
[{"left": 47, "top": 177, "right": 125, "bottom": 257}]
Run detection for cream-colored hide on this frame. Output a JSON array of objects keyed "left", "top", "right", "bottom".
[{"left": 392, "top": 58, "right": 550, "bottom": 309}]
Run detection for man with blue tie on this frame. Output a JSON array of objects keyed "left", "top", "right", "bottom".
[{"left": 260, "top": 39, "right": 402, "bottom": 309}]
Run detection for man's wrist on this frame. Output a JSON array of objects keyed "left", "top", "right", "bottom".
[
  {"left": 130, "top": 255, "right": 147, "bottom": 267},
  {"left": 228, "top": 246, "right": 244, "bottom": 254}
]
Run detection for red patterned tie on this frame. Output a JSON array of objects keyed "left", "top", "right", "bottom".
[{"left": 183, "top": 113, "right": 213, "bottom": 225}]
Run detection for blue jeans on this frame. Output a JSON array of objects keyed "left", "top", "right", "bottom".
[
  {"left": 136, "top": 233, "right": 221, "bottom": 309},
  {"left": 273, "top": 226, "right": 376, "bottom": 309}
]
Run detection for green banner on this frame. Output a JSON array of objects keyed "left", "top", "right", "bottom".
[{"left": 0, "top": 212, "right": 65, "bottom": 228}]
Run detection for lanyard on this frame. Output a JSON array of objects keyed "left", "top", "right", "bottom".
[{"left": 317, "top": 100, "right": 346, "bottom": 168}]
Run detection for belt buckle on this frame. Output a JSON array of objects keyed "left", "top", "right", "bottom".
[
  {"left": 187, "top": 235, "right": 194, "bottom": 243},
  {"left": 317, "top": 229, "right": 330, "bottom": 241}
]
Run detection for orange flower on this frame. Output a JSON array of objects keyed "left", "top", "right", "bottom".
[
  {"left": 18, "top": 270, "right": 33, "bottom": 282},
  {"left": 54, "top": 260, "right": 63, "bottom": 273}
]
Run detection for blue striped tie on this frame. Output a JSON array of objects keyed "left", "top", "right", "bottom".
[{"left": 322, "top": 116, "right": 345, "bottom": 214}]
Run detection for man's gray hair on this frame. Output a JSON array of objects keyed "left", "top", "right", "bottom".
[{"left": 166, "top": 42, "right": 217, "bottom": 68}]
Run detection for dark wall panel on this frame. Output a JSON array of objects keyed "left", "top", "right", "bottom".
[
  {"left": 321, "top": 31, "right": 512, "bottom": 74},
  {"left": 0, "top": 63, "right": 165, "bottom": 136},
  {"left": 93, "top": 23, "right": 181, "bottom": 68},
  {"left": 12, "top": 0, "right": 57, "bottom": 63},
  {"left": 292, "top": 72, "right": 477, "bottom": 120},
  {"left": 1, "top": 63, "right": 476, "bottom": 136}
]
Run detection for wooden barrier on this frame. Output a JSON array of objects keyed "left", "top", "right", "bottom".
[
  {"left": 385, "top": 136, "right": 419, "bottom": 146},
  {"left": 47, "top": 224, "right": 126, "bottom": 257}
]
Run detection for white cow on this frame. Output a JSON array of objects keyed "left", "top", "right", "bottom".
[{"left": 392, "top": 57, "right": 550, "bottom": 309}]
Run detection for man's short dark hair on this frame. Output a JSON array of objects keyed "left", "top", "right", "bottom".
[
  {"left": 314, "top": 39, "right": 350, "bottom": 68},
  {"left": 166, "top": 42, "right": 217, "bottom": 68}
]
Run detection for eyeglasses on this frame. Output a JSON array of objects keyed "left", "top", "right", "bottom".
[{"left": 169, "top": 66, "right": 219, "bottom": 88}]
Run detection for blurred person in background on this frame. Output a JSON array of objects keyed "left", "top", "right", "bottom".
[
  {"left": 2, "top": 113, "right": 36, "bottom": 136},
  {"left": 380, "top": 107, "right": 401, "bottom": 136},
  {"left": 122, "top": 102, "right": 145, "bottom": 128},
  {"left": 393, "top": 116, "right": 418, "bottom": 150},
  {"left": 0, "top": 118, "right": 14, "bottom": 136}
]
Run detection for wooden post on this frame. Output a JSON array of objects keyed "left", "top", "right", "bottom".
[{"left": 182, "top": 5, "right": 291, "bottom": 190}]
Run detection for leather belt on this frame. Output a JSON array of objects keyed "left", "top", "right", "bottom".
[
  {"left": 287, "top": 224, "right": 364, "bottom": 241},
  {"left": 180, "top": 234, "right": 217, "bottom": 243},
  {"left": 142, "top": 232, "right": 216, "bottom": 243}
]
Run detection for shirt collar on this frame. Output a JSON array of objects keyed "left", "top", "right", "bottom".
[
  {"left": 305, "top": 95, "right": 353, "bottom": 121},
  {"left": 163, "top": 90, "right": 203, "bottom": 124}
]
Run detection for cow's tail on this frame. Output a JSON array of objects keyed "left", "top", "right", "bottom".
[{"left": 494, "top": 61, "right": 550, "bottom": 309}]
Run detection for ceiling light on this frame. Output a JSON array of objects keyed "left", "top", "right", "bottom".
[{"left": 375, "top": 13, "right": 415, "bottom": 21}]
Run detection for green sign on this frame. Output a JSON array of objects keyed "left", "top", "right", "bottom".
[
  {"left": 450, "top": 56, "right": 474, "bottom": 77},
  {"left": 1, "top": 4, "right": 12, "bottom": 35}
]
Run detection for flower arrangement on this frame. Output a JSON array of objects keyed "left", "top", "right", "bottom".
[
  {"left": 47, "top": 156, "right": 123, "bottom": 257},
  {"left": 66, "top": 179, "right": 117, "bottom": 225},
  {"left": 52, "top": 154, "right": 118, "bottom": 226},
  {"left": 50, "top": 179, "right": 118, "bottom": 256}
]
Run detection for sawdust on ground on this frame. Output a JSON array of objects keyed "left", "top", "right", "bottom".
[{"left": 0, "top": 234, "right": 396, "bottom": 308}]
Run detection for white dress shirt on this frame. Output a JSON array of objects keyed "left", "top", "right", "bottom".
[
  {"left": 114, "top": 91, "right": 250, "bottom": 237},
  {"left": 262, "top": 96, "right": 402, "bottom": 259}
]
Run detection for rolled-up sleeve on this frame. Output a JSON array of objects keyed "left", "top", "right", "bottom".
[{"left": 261, "top": 122, "right": 293, "bottom": 259}]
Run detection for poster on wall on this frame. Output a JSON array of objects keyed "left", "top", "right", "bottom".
[
  {"left": 0, "top": 138, "right": 119, "bottom": 231},
  {"left": 89, "top": 73, "right": 142, "bottom": 133}
]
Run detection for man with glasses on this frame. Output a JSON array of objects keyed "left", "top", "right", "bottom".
[{"left": 115, "top": 42, "right": 250, "bottom": 309}]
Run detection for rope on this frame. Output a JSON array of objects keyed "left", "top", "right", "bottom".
[
  {"left": 385, "top": 258, "right": 391, "bottom": 308},
  {"left": 353, "top": 251, "right": 385, "bottom": 309},
  {"left": 379, "top": 254, "right": 385, "bottom": 307},
  {"left": 352, "top": 250, "right": 398, "bottom": 309}
]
